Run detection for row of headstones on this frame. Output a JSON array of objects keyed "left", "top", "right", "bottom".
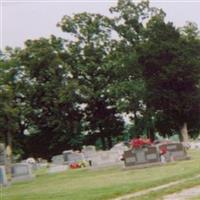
[
  {"left": 50, "top": 142, "right": 189, "bottom": 172},
  {"left": 124, "top": 142, "right": 189, "bottom": 167},
  {"left": 50, "top": 143, "right": 128, "bottom": 173}
]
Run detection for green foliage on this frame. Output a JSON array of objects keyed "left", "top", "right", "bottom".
[
  {"left": 140, "top": 15, "right": 200, "bottom": 137},
  {"left": 1, "top": 0, "right": 200, "bottom": 157}
]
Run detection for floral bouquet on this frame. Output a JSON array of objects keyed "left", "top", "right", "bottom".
[{"left": 130, "top": 138, "right": 152, "bottom": 149}]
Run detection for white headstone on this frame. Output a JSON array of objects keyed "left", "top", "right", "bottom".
[
  {"left": 0, "top": 166, "right": 7, "bottom": 186},
  {"left": 51, "top": 155, "right": 64, "bottom": 165},
  {"left": 48, "top": 165, "right": 68, "bottom": 174},
  {"left": 12, "top": 163, "right": 35, "bottom": 182}
]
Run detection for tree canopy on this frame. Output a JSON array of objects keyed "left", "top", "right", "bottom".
[{"left": 1, "top": 0, "right": 200, "bottom": 159}]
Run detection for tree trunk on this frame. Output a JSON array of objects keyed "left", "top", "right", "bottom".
[
  {"left": 180, "top": 122, "right": 189, "bottom": 142},
  {"left": 148, "top": 127, "right": 155, "bottom": 142},
  {"left": 101, "top": 136, "right": 106, "bottom": 150},
  {"left": 6, "top": 131, "right": 12, "bottom": 181},
  {"left": 107, "top": 136, "right": 113, "bottom": 149}
]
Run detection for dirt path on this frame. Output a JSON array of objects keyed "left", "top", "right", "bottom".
[
  {"left": 163, "top": 186, "right": 200, "bottom": 200},
  {"left": 112, "top": 175, "right": 200, "bottom": 200}
]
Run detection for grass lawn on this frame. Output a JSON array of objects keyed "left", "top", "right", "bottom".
[{"left": 4, "top": 149, "right": 200, "bottom": 200}]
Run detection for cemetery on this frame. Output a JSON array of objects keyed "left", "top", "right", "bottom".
[
  {"left": 1, "top": 138, "right": 200, "bottom": 200},
  {"left": 2, "top": 0, "right": 200, "bottom": 200},
  {"left": 1, "top": 148, "right": 200, "bottom": 200}
]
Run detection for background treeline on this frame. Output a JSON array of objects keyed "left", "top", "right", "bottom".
[{"left": 1, "top": 0, "right": 200, "bottom": 159}]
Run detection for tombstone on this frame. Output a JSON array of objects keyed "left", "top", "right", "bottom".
[
  {"left": 156, "top": 142, "right": 189, "bottom": 162},
  {"left": 111, "top": 142, "right": 129, "bottom": 160},
  {"left": 62, "top": 150, "right": 73, "bottom": 164},
  {"left": 82, "top": 146, "right": 96, "bottom": 164},
  {"left": 11, "top": 163, "right": 35, "bottom": 182},
  {"left": 83, "top": 145, "right": 96, "bottom": 151},
  {"left": 0, "top": 143, "right": 6, "bottom": 165},
  {"left": 0, "top": 166, "right": 7, "bottom": 186},
  {"left": 189, "top": 141, "right": 200, "bottom": 149},
  {"left": 90, "top": 150, "right": 123, "bottom": 168},
  {"left": 62, "top": 150, "right": 85, "bottom": 164},
  {"left": 123, "top": 146, "right": 160, "bottom": 167},
  {"left": 51, "top": 154, "right": 64, "bottom": 165},
  {"left": 48, "top": 165, "right": 68, "bottom": 174},
  {"left": 25, "top": 157, "right": 38, "bottom": 171},
  {"left": 37, "top": 158, "right": 48, "bottom": 168}
]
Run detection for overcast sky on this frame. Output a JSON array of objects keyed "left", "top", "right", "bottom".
[{"left": 1, "top": 0, "right": 200, "bottom": 49}]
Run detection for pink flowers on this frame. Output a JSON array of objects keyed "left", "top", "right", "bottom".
[{"left": 130, "top": 138, "right": 152, "bottom": 149}]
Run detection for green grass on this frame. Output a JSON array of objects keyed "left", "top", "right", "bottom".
[{"left": 3, "top": 149, "right": 200, "bottom": 200}]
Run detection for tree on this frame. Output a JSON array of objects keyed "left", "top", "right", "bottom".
[
  {"left": 140, "top": 15, "right": 200, "bottom": 141},
  {"left": 0, "top": 48, "right": 24, "bottom": 179},
  {"left": 17, "top": 36, "right": 85, "bottom": 159},
  {"left": 58, "top": 12, "right": 124, "bottom": 149},
  {"left": 108, "top": 0, "right": 163, "bottom": 140}
]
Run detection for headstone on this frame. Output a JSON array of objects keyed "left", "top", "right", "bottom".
[
  {"left": 89, "top": 150, "right": 123, "bottom": 168},
  {"left": 0, "top": 166, "right": 7, "bottom": 186},
  {"left": 62, "top": 150, "right": 73, "bottom": 163},
  {"left": 82, "top": 145, "right": 96, "bottom": 152},
  {"left": 111, "top": 143, "right": 129, "bottom": 160},
  {"left": 82, "top": 146, "right": 96, "bottom": 163},
  {"left": 63, "top": 150, "right": 85, "bottom": 164},
  {"left": 48, "top": 165, "right": 68, "bottom": 174},
  {"left": 156, "top": 142, "right": 188, "bottom": 161},
  {"left": 189, "top": 142, "right": 200, "bottom": 149},
  {"left": 124, "top": 146, "right": 160, "bottom": 167},
  {"left": 11, "top": 163, "right": 35, "bottom": 182},
  {"left": 37, "top": 158, "right": 48, "bottom": 168},
  {"left": 51, "top": 154, "right": 64, "bottom": 165},
  {"left": 25, "top": 157, "right": 37, "bottom": 170}
]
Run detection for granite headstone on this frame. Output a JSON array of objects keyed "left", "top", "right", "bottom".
[
  {"left": 11, "top": 163, "right": 35, "bottom": 182},
  {"left": 124, "top": 146, "right": 160, "bottom": 167}
]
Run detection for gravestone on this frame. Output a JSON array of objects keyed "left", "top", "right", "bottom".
[
  {"left": 189, "top": 141, "right": 200, "bottom": 149},
  {"left": 124, "top": 146, "right": 160, "bottom": 167},
  {"left": 82, "top": 146, "right": 96, "bottom": 164},
  {"left": 63, "top": 150, "right": 85, "bottom": 164},
  {"left": 62, "top": 150, "right": 73, "bottom": 164},
  {"left": 0, "top": 166, "right": 7, "bottom": 186},
  {"left": 111, "top": 143, "right": 129, "bottom": 160},
  {"left": 48, "top": 165, "right": 68, "bottom": 174},
  {"left": 82, "top": 145, "right": 96, "bottom": 151},
  {"left": 156, "top": 142, "right": 189, "bottom": 161},
  {"left": 51, "top": 154, "right": 64, "bottom": 165},
  {"left": 90, "top": 150, "right": 123, "bottom": 168},
  {"left": 11, "top": 163, "right": 35, "bottom": 182}
]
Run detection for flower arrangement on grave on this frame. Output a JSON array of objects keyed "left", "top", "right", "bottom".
[
  {"left": 69, "top": 162, "right": 81, "bottom": 169},
  {"left": 69, "top": 161, "right": 87, "bottom": 169},
  {"left": 130, "top": 138, "right": 152, "bottom": 149},
  {"left": 159, "top": 146, "right": 167, "bottom": 155}
]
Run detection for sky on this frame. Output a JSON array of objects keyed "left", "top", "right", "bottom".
[{"left": 1, "top": 0, "right": 200, "bottom": 49}]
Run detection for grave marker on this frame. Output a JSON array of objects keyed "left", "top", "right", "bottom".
[
  {"left": 156, "top": 142, "right": 189, "bottom": 161},
  {"left": 124, "top": 146, "right": 160, "bottom": 167},
  {"left": 11, "top": 163, "right": 35, "bottom": 182},
  {"left": 0, "top": 166, "right": 7, "bottom": 186}
]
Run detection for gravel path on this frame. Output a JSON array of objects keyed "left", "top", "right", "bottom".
[
  {"left": 112, "top": 175, "right": 200, "bottom": 200},
  {"left": 163, "top": 186, "right": 200, "bottom": 200}
]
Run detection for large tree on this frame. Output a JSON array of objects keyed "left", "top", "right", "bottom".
[
  {"left": 17, "top": 37, "right": 85, "bottom": 159},
  {"left": 140, "top": 14, "right": 200, "bottom": 141},
  {"left": 58, "top": 12, "right": 124, "bottom": 149}
]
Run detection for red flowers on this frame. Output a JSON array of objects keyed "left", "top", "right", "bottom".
[
  {"left": 69, "top": 162, "right": 81, "bottom": 169},
  {"left": 130, "top": 138, "right": 151, "bottom": 149},
  {"left": 159, "top": 146, "right": 167, "bottom": 155}
]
